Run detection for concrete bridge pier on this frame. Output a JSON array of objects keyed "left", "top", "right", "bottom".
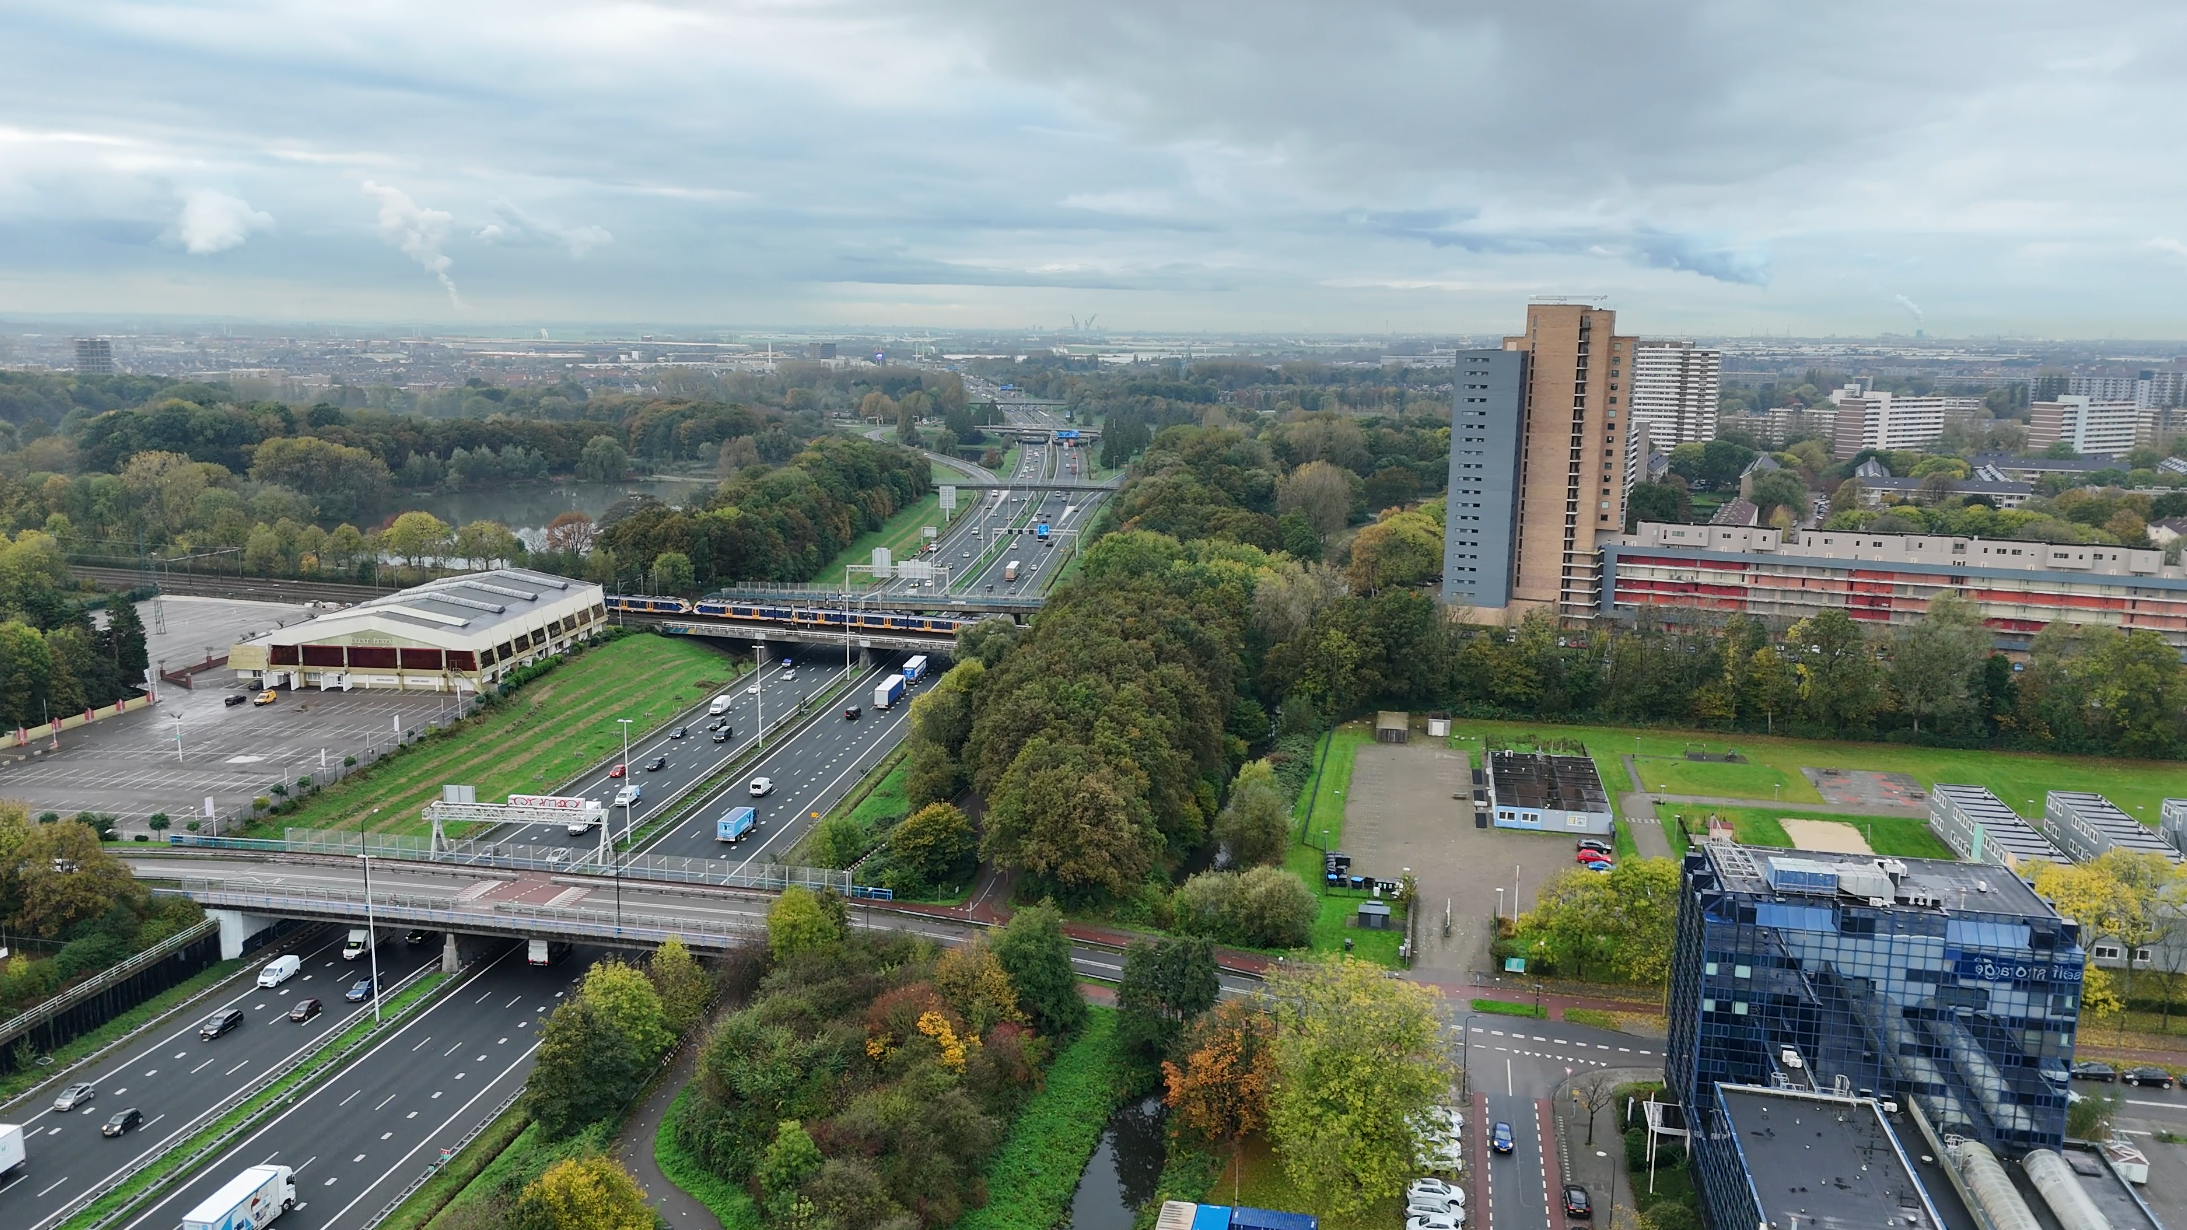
[
  {"left": 441, "top": 931, "right": 499, "bottom": 973},
  {"left": 210, "top": 909, "right": 282, "bottom": 959}
]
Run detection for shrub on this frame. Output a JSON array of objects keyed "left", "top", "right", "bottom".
[{"left": 1173, "top": 866, "right": 1316, "bottom": 949}]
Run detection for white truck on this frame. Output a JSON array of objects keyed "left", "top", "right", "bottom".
[
  {"left": 873, "top": 674, "right": 905, "bottom": 710},
  {"left": 528, "top": 939, "right": 572, "bottom": 967},
  {"left": 341, "top": 929, "right": 372, "bottom": 960},
  {"left": 709, "top": 693, "right": 733, "bottom": 716},
  {"left": 182, "top": 1163, "right": 295, "bottom": 1230},
  {"left": 0, "top": 1121, "right": 24, "bottom": 1179}
]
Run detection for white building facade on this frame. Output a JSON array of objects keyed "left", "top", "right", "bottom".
[
  {"left": 2030, "top": 396, "right": 2139, "bottom": 457},
  {"left": 1627, "top": 341, "right": 1722, "bottom": 446}
]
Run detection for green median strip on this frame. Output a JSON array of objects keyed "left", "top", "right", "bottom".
[
  {"left": 1469, "top": 998, "right": 1546, "bottom": 1019},
  {"left": 62, "top": 972, "right": 451, "bottom": 1230}
]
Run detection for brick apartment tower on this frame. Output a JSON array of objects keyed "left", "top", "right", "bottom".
[{"left": 1503, "top": 303, "right": 1635, "bottom": 615}]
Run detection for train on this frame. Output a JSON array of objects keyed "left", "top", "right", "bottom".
[{"left": 605, "top": 594, "right": 975, "bottom": 633}]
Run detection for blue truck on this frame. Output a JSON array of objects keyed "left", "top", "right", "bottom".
[
  {"left": 1035, "top": 522, "right": 1050, "bottom": 542},
  {"left": 716, "top": 806, "right": 756, "bottom": 844},
  {"left": 902, "top": 655, "right": 929, "bottom": 683},
  {"left": 1153, "top": 1202, "right": 1316, "bottom": 1230}
]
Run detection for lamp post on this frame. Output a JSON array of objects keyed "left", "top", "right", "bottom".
[
  {"left": 1459, "top": 1010, "right": 1481, "bottom": 1100},
  {"left": 362, "top": 852, "right": 383, "bottom": 1023},
  {"left": 616, "top": 718, "right": 633, "bottom": 843}
]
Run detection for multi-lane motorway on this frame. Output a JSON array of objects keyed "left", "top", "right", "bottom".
[{"left": 0, "top": 926, "right": 442, "bottom": 1230}]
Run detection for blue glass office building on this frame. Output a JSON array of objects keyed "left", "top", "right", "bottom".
[{"left": 1667, "top": 844, "right": 2084, "bottom": 1169}]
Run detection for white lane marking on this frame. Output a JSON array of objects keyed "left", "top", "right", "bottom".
[
  {"left": 38, "top": 1176, "right": 73, "bottom": 1197},
  {"left": 375, "top": 1093, "right": 398, "bottom": 1110},
  {"left": 190, "top": 1056, "right": 217, "bottom": 1073},
  {"left": 339, "top": 1088, "right": 361, "bottom": 1107}
]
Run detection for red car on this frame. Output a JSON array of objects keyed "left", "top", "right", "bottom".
[
  {"left": 1576, "top": 849, "right": 1613, "bottom": 865},
  {"left": 608, "top": 764, "right": 627, "bottom": 779}
]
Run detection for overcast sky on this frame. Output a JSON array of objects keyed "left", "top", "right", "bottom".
[{"left": 6, "top": 1, "right": 2187, "bottom": 336}]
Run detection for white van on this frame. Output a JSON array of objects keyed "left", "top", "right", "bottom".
[
  {"left": 341, "top": 929, "right": 372, "bottom": 960},
  {"left": 257, "top": 955, "right": 301, "bottom": 987},
  {"left": 708, "top": 694, "right": 733, "bottom": 717}
]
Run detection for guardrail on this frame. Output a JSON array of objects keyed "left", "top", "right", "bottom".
[
  {"left": 148, "top": 879, "right": 766, "bottom": 950},
  {"left": 41, "top": 957, "right": 442, "bottom": 1230},
  {"left": 0, "top": 917, "right": 219, "bottom": 1053},
  {"left": 164, "top": 831, "right": 851, "bottom": 894},
  {"left": 360, "top": 1085, "right": 526, "bottom": 1230}
]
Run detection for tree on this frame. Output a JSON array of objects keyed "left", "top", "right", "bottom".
[
  {"left": 981, "top": 739, "right": 1156, "bottom": 900},
  {"left": 1572, "top": 1070, "right": 1621, "bottom": 1145},
  {"left": 933, "top": 936, "right": 1024, "bottom": 1036},
  {"left": 1276, "top": 461, "right": 1354, "bottom": 541},
  {"left": 102, "top": 596, "right": 149, "bottom": 682},
  {"left": 886, "top": 802, "right": 977, "bottom": 892},
  {"left": 648, "top": 935, "right": 714, "bottom": 1037},
  {"left": 650, "top": 550, "right": 696, "bottom": 595},
  {"left": 1264, "top": 958, "right": 1454, "bottom": 1218},
  {"left": 452, "top": 520, "right": 521, "bottom": 570},
  {"left": 247, "top": 436, "right": 392, "bottom": 523},
  {"left": 577, "top": 435, "right": 631, "bottom": 483},
  {"left": 14, "top": 821, "right": 146, "bottom": 938},
  {"left": 767, "top": 886, "right": 842, "bottom": 960},
  {"left": 512, "top": 1156, "right": 653, "bottom": 1230},
  {"left": 1173, "top": 866, "right": 1317, "bottom": 949},
  {"left": 756, "top": 1119, "right": 825, "bottom": 1220},
  {"left": 1344, "top": 510, "right": 1441, "bottom": 594},
  {"left": 1164, "top": 998, "right": 1277, "bottom": 1147},
  {"left": 1888, "top": 592, "right": 1991, "bottom": 734},
  {"left": 1747, "top": 471, "right": 1809, "bottom": 523},
  {"left": 1116, "top": 936, "right": 1220, "bottom": 1060},
  {"left": 380, "top": 510, "right": 451, "bottom": 570},
  {"left": 1787, "top": 608, "right": 1879, "bottom": 731},
  {"left": 2088, "top": 630, "right": 2187, "bottom": 758},
  {"left": 1624, "top": 481, "right": 1691, "bottom": 530},
  {"left": 524, "top": 997, "right": 645, "bottom": 1139},
  {"left": 992, "top": 901, "right": 1086, "bottom": 1038},
  {"left": 2033, "top": 851, "right": 2183, "bottom": 1033},
  {"left": 1212, "top": 780, "right": 1289, "bottom": 869},
  {"left": 578, "top": 958, "right": 673, "bottom": 1060},
  {"left": 542, "top": 512, "right": 597, "bottom": 554}
]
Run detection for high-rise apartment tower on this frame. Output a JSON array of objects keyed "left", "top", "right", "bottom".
[
  {"left": 74, "top": 338, "right": 113, "bottom": 376},
  {"left": 1503, "top": 303, "right": 1635, "bottom": 614},
  {"left": 1627, "top": 340, "right": 1721, "bottom": 446},
  {"left": 1441, "top": 350, "right": 1525, "bottom": 610}
]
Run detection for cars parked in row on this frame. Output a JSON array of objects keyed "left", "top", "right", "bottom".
[
  {"left": 2071, "top": 1060, "right": 2118, "bottom": 1082},
  {"left": 2123, "top": 1066, "right": 2177, "bottom": 1088}
]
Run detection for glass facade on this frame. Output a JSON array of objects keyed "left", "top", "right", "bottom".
[{"left": 1667, "top": 845, "right": 2083, "bottom": 1161}]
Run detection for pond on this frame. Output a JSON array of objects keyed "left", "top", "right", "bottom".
[
  {"left": 1067, "top": 1094, "right": 1168, "bottom": 1229},
  {"left": 391, "top": 477, "right": 715, "bottom": 544}
]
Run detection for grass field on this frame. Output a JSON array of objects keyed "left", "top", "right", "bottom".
[
  {"left": 260, "top": 636, "right": 740, "bottom": 837},
  {"left": 1288, "top": 725, "right": 1404, "bottom": 967},
  {"left": 1652, "top": 803, "right": 1955, "bottom": 860},
  {"left": 814, "top": 489, "right": 947, "bottom": 588},
  {"left": 1210, "top": 1135, "right": 1399, "bottom": 1230},
  {"left": 1448, "top": 717, "right": 2187, "bottom": 828}
]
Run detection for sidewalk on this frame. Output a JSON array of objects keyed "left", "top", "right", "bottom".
[
  {"left": 1555, "top": 1074, "right": 1660, "bottom": 1229},
  {"left": 617, "top": 1037, "right": 722, "bottom": 1230},
  {"left": 1410, "top": 972, "right": 1665, "bottom": 1027}
]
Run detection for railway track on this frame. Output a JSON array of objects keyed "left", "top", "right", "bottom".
[{"left": 71, "top": 564, "right": 394, "bottom": 605}]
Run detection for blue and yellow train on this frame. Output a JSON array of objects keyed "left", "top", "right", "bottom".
[{"left": 606, "top": 595, "right": 971, "bottom": 634}]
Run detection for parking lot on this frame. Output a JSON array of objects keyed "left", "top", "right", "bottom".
[
  {"left": 0, "top": 597, "right": 458, "bottom": 829},
  {"left": 1341, "top": 737, "right": 1607, "bottom": 981}
]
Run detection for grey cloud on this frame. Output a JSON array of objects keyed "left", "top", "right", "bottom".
[
  {"left": 476, "top": 201, "right": 612, "bottom": 258},
  {"left": 1346, "top": 210, "right": 1769, "bottom": 286}
]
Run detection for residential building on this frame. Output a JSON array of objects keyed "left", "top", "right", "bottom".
[
  {"left": 1927, "top": 784, "right": 2066, "bottom": 873},
  {"left": 74, "top": 338, "right": 113, "bottom": 375},
  {"left": 1667, "top": 844, "right": 2084, "bottom": 1159},
  {"left": 1854, "top": 475, "right": 2033, "bottom": 508},
  {"left": 2029, "top": 395, "right": 2139, "bottom": 456},
  {"left": 2034, "top": 791, "right": 2181, "bottom": 865},
  {"left": 1626, "top": 339, "right": 1720, "bottom": 446},
  {"left": 2153, "top": 517, "right": 2187, "bottom": 546},
  {"left": 1601, "top": 522, "right": 2187, "bottom": 649},
  {"left": 1441, "top": 348, "right": 1526, "bottom": 611},
  {"left": 1501, "top": 302, "right": 1636, "bottom": 615},
  {"left": 1965, "top": 450, "right": 2122, "bottom": 480},
  {"left": 804, "top": 341, "right": 837, "bottom": 360},
  {"left": 2068, "top": 370, "right": 2187, "bottom": 409},
  {"left": 2161, "top": 798, "right": 2187, "bottom": 857},
  {"left": 1828, "top": 385, "right": 1984, "bottom": 458},
  {"left": 1483, "top": 749, "right": 1612, "bottom": 834},
  {"left": 1707, "top": 498, "right": 1758, "bottom": 526},
  {"left": 228, "top": 569, "right": 607, "bottom": 693}
]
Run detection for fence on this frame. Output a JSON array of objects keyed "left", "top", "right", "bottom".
[
  {"left": 151, "top": 877, "right": 766, "bottom": 950},
  {"left": 0, "top": 918, "right": 221, "bottom": 1074}
]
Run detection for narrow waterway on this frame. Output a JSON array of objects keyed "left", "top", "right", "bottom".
[
  {"left": 393, "top": 477, "right": 711, "bottom": 541},
  {"left": 1066, "top": 1095, "right": 1168, "bottom": 1229}
]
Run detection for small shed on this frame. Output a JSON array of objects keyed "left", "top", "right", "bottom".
[
  {"left": 1356, "top": 900, "right": 1392, "bottom": 930},
  {"left": 1375, "top": 711, "right": 1410, "bottom": 743}
]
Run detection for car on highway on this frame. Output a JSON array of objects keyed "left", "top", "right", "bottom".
[
  {"left": 253, "top": 689, "right": 278, "bottom": 705},
  {"left": 2123, "top": 1066, "right": 2177, "bottom": 1088},
  {"left": 707, "top": 718, "right": 725, "bottom": 730},
  {"left": 2072, "top": 1060, "right": 2118, "bottom": 1082},
  {"left": 749, "top": 776, "right": 775, "bottom": 797},
  {"left": 844, "top": 706, "right": 862, "bottom": 720},
  {"left": 669, "top": 726, "right": 689, "bottom": 739},
  {"left": 100, "top": 1108, "right": 143, "bottom": 1137},
  {"left": 405, "top": 929, "right": 435, "bottom": 945},
  {"left": 1491, "top": 1121, "right": 1513, "bottom": 1154},
  {"left": 224, "top": 692, "right": 250, "bottom": 707},
  {"left": 200, "top": 1008, "right": 244, "bottom": 1040},
  {"left": 614, "top": 785, "right": 641, "bottom": 807},
  {"left": 1563, "top": 1185, "right": 1592, "bottom": 1219},
  {"left": 608, "top": 763, "right": 627, "bottom": 778},
  {"left": 545, "top": 848, "right": 571, "bottom": 866},
  {"left": 345, "top": 976, "right": 376, "bottom": 1002},
  {"left": 289, "top": 997, "right": 322, "bottom": 1022},
  {"left": 258, "top": 954, "right": 301, "bottom": 986},
  {"left": 782, "top": 669, "right": 797, "bottom": 682},
  {"left": 53, "top": 1081, "right": 96, "bottom": 1112},
  {"left": 712, "top": 729, "right": 731, "bottom": 742},
  {"left": 645, "top": 756, "right": 667, "bottom": 772}
]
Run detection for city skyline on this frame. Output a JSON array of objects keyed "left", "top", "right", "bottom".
[{"left": 10, "top": 4, "right": 2187, "bottom": 334}]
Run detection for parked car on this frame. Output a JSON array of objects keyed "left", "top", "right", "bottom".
[
  {"left": 644, "top": 756, "right": 667, "bottom": 772},
  {"left": 253, "top": 689, "right": 278, "bottom": 705},
  {"left": 608, "top": 763, "right": 627, "bottom": 778},
  {"left": 1576, "top": 849, "right": 1612, "bottom": 865},
  {"left": 1491, "top": 1121, "right": 1514, "bottom": 1154},
  {"left": 289, "top": 997, "right": 322, "bottom": 1022},
  {"left": 1405, "top": 1215, "right": 1462, "bottom": 1230},
  {"left": 1585, "top": 860, "right": 1616, "bottom": 874},
  {"left": 101, "top": 1108, "right": 143, "bottom": 1137},
  {"left": 2071, "top": 1060, "right": 2118, "bottom": 1082},
  {"left": 345, "top": 976, "right": 376, "bottom": 1003},
  {"left": 224, "top": 693, "right": 249, "bottom": 707},
  {"left": 53, "top": 1081, "right": 96, "bottom": 1112},
  {"left": 2124, "top": 1066, "right": 2177, "bottom": 1088},
  {"left": 1563, "top": 1185, "right": 1592, "bottom": 1219},
  {"left": 749, "top": 776, "right": 775, "bottom": 797},
  {"left": 200, "top": 1008, "right": 245, "bottom": 1039},
  {"left": 1577, "top": 838, "right": 1613, "bottom": 855},
  {"left": 1408, "top": 1178, "right": 1465, "bottom": 1208}
]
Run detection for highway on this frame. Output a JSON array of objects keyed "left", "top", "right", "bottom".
[
  {"left": 114, "top": 938, "right": 590, "bottom": 1230},
  {"left": 0, "top": 926, "right": 442, "bottom": 1230}
]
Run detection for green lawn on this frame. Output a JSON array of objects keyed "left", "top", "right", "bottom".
[
  {"left": 1288, "top": 725, "right": 1404, "bottom": 967},
  {"left": 1211, "top": 1135, "right": 1399, "bottom": 1230},
  {"left": 259, "top": 636, "right": 740, "bottom": 837},
  {"left": 1448, "top": 717, "right": 2187, "bottom": 829},
  {"left": 1652, "top": 802, "right": 1955, "bottom": 860},
  {"left": 814, "top": 490, "right": 947, "bottom": 588}
]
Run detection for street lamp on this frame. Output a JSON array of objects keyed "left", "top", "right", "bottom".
[
  {"left": 1459, "top": 1010, "right": 1481, "bottom": 1100},
  {"left": 616, "top": 718, "right": 633, "bottom": 843},
  {"left": 1533, "top": 982, "right": 1544, "bottom": 1018},
  {"left": 361, "top": 851, "right": 383, "bottom": 1023},
  {"left": 1495, "top": 886, "right": 1505, "bottom": 924}
]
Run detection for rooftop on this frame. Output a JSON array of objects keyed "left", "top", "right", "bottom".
[
  {"left": 277, "top": 569, "right": 590, "bottom": 638},
  {"left": 1696, "top": 843, "right": 2056, "bottom": 921},
  {"left": 1931, "top": 784, "right": 2066, "bottom": 866},
  {"left": 1715, "top": 1085, "right": 1951, "bottom": 1230},
  {"left": 1487, "top": 750, "right": 1610, "bottom": 814}
]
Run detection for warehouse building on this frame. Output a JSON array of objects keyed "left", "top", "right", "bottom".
[
  {"left": 1928, "top": 784, "right": 2066, "bottom": 873},
  {"left": 227, "top": 569, "right": 607, "bottom": 693},
  {"left": 1485, "top": 749, "right": 1613, "bottom": 835}
]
